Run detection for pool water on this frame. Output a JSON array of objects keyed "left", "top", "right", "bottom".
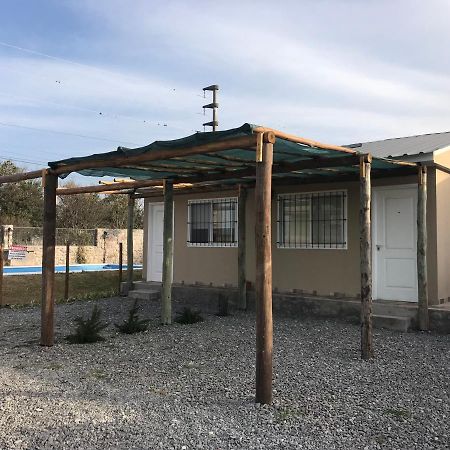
[{"left": 4, "top": 264, "right": 143, "bottom": 276}]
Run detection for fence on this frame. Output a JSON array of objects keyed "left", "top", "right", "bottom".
[{"left": 12, "top": 227, "right": 97, "bottom": 246}]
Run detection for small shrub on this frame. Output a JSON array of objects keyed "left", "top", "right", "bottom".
[
  {"left": 75, "top": 246, "right": 87, "bottom": 264},
  {"left": 115, "top": 300, "right": 150, "bottom": 334},
  {"left": 174, "top": 307, "right": 204, "bottom": 325},
  {"left": 66, "top": 304, "right": 108, "bottom": 344}
]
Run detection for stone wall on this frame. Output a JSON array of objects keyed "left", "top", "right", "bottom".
[{"left": 1, "top": 226, "right": 143, "bottom": 266}]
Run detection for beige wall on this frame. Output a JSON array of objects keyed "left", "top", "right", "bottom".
[
  {"left": 4, "top": 228, "right": 143, "bottom": 267},
  {"left": 434, "top": 149, "right": 450, "bottom": 302},
  {"left": 145, "top": 174, "right": 439, "bottom": 302}
]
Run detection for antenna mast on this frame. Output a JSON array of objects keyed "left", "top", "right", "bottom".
[{"left": 202, "top": 84, "right": 219, "bottom": 132}]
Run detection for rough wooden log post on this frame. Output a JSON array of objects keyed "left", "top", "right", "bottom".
[
  {"left": 118, "top": 242, "right": 123, "bottom": 296},
  {"left": 126, "top": 194, "right": 134, "bottom": 293},
  {"left": 360, "top": 154, "right": 374, "bottom": 360},
  {"left": 417, "top": 165, "right": 429, "bottom": 331},
  {"left": 161, "top": 180, "right": 174, "bottom": 325},
  {"left": 64, "top": 243, "right": 70, "bottom": 300},
  {"left": 255, "top": 132, "right": 275, "bottom": 404},
  {"left": 41, "top": 171, "right": 57, "bottom": 347},
  {"left": 0, "top": 243, "right": 3, "bottom": 307},
  {"left": 238, "top": 184, "right": 247, "bottom": 310}
]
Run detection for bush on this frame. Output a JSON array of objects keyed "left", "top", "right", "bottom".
[
  {"left": 115, "top": 300, "right": 150, "bottom": 334},
  {"left": 174, "top": 307, "right": 204, "bottom": 325},
  {"left": 75, "top": 246, "right": 87, "bottom": 264},
  {"left": 66, "top": 304, "right": 108, "bottom": 344}
]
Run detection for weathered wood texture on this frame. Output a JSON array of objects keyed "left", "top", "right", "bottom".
[
  {"left": 360, "top": 156, "right": 374, "bottom": 360},
  {"left": 0, "top": 169, "right": 45, "bottom": 184},
  {"left": 126, "top": 195, "right": 134, "bottom": 293},
  {"left": 64, "top": 243, "right": 70, "bottom": 300},
  {"left": 118, "top": 242, "right": 123, "bottom": 295},
  {"left": 161, "top": 180, "right": 174, "bottom": 325},
  {"left": 417, "top": 166, "right": 429, "bottom": 331},
  {"left": 255, "top": 141, "right": 274, "bottom": 404},
  {"left": 0, "top": 243, "right": 3, "bottom": 307},
  {"left": 56, "top": 179, "right": 162, "bottom": 195},
  {"left": 238, "top": 185, "right": 247, "bottom": 310},
  {"left": 41, "top": 172, "right": 58, "bottom": 347}
]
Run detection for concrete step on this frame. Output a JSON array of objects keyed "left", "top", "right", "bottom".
[
  {"left": 373, "top": 314, "right": 412, "bottom": 332},
  {"left": 128, "top": 289, "right": 160, "bottom": 301}
]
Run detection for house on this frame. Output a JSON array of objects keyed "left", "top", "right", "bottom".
[{"left": 141, "top": 129, "right": 450, "bottom": 308}]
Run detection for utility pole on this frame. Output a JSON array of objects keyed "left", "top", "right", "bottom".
[{"left": 203, "top": 84, "right": 219, "bottom": 131}]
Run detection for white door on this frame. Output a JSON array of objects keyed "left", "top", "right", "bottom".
[
  {"left": 373, "top": 186, "right": 418, "bottom": 302},
  {"left": 147, "top": 203, "right": 164, "bottom": 282}
]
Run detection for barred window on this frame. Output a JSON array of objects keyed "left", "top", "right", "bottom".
[
  {"left": 277, "top": 191, "right": 347, "bottom": 249},
  {"left": 188, "top": 198, "right": 237, "bottom": 247}
]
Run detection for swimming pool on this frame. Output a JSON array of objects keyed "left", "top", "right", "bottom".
[{"left": 4, "top": 263, "right": 143, "bottom": 276}]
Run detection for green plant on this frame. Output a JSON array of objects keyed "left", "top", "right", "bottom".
[
  {"left": 75, "top": 246, "right": 87, "bottom": 264},
  {"left": 115, "top": 300, "right": 150, "bottom": 334},
  {"left": 174, "top": 307, "right": 204, "bottom": 325},
  {"left": 66, "top": 304, "right": 108, "bottom": 344}
]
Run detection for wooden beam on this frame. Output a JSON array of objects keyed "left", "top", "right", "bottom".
[
  {"left": 161, "top": 180, "right": 174, "bottom": 325},
  {"left": 57, "top": 180, "right": 162, "bottom": 195},
  {"left": 0, "top": 169, "right": 45, "bottom": 184},
  {"left": 118, "top": 242, "right": 123, "bottom": 296},
  {"left": 41, "top": 171, "right": 57, "bottom": 346},
  {"left": 417, "top": 165, "right": 429, "bottom": 331},
  {"left": 255, "top": 139, "right": 273, "bottom": 404},
  {"left": 238, "top": 184, "right": 247, "bottom": 310},
  {"left": 253, "top": 126, "right": 357, "bottom": 154},
  {"left": 52, "top": 134, "right": 263, "bottom": 175},
  {"left": 360, "top": 155, "right": 373, "bottom": 360},
  {"left": 126, "top": 195, "right": 134, "bottom": 293}
]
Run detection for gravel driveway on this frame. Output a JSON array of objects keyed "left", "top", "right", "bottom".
[{"left": 0, "top": 296, "right": 448, "bottom": 450}]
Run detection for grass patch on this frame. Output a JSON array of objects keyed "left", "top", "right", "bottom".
[
  {"left": 383, "top": 408, "right": 411, "bottom": 419},
  {"left": 115, "top": 299, "right": 150, "bottom": 334},
  {"left": 174, "top": 307, "right": 204, "bottom": 325},
  {"left": 46, "top": 363, "right": 63, "bottom": 370},
  {"left": 90, "top": 369, "right": 108, "bottom": 379},
  {"left": 274, "top": 406, "right": 305, "bottom": 423},
  {"left": 1, "top": 270, "right": 142, "bottom": 306},
  {"left": 66, "top": 304, "right": 109, "bottom": 344}
]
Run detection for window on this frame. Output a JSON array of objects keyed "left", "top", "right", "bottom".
[
  {"left": 188, "top": 198, "right": 237, "bottom": 247},
  {"left": 277, "top": 191, "right": 347, "bottom": 249}
]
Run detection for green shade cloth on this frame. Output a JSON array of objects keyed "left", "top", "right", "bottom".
[{"left": 49, "top": 123, "right": 415, "bottom": 183}]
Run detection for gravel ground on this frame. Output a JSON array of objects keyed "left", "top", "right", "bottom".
[{"left": 0, "top": 296, "right": 449, "bottom": 450}]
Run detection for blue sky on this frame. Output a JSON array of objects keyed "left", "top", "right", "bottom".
[{"left": 1, "top": 0, "right": 450, "bottom": 184}]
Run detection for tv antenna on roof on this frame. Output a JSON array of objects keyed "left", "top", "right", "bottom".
[{"left": 202, "top": 84, "right": 219, "bottom": 132}]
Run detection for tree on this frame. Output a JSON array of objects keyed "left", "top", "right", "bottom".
[
  {"left": 0, "top": 160, "right": 43, "bottom": 226},
  {"left": 57, "top": 181, "right": 143, "bottom": 229}
]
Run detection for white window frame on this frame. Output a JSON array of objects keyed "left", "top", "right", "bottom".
[
  {"left": 277, "top": 189, "right": 348, "bottom": 250},
  {"left": 187, "top": 197, "right": 238, "bottom": 248}
]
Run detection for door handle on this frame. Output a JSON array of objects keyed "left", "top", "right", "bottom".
[{"left": 376, "top": 245, "right": 382, "bottom": 251}]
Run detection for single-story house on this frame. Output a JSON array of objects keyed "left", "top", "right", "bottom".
[{"left": 142, "top": 129, "right": 450, "bottom": 306}]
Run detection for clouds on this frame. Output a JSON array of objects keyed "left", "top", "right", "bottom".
[{"left": 1, "top": 0, "right": 450, "bottom": 177}]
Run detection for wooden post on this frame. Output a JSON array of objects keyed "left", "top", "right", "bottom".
[
  {"left": 255, "top": 133, "right": 274, "bottom": 404},
  {"left": 238, "top": 184, "right": 247, "bottom": 310},
  {"left": 360, "top": 154, "right": 374, "bottom": 360},
  {"left": 0, "top": 243, "right": 3, "bottom": 307},
  {"left": 417, "top": 165, "right": 429, "bottom": 331},
  {"left": 64, "top": 243, "right": 70, "bottom": 300},
  {"left": 41, "top": 171, "right": 57, "bottom": 347},
  {"left": 118, "top": 242, "right": 123, "bottom": 296},
  {"left": 161, "top": 180, "right": 174, "bottom": 325},
  {"left": 126, "top": 195, "right": 134, "bottom": 293}
]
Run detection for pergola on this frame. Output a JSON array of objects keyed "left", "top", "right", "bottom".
[{"left": 0, "top": 123, "right": 427, "bottom": 404}]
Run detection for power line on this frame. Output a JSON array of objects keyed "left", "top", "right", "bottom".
[
  {"left": 0, "top": 156, "right": 46, "bottom": 166},
  {"left": 0, "top": 121, "right": 141, "bottom": 146}
]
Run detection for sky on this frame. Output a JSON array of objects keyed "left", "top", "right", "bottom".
[{"left": 1, "top": 0, "right": 450, "bottom": 184}]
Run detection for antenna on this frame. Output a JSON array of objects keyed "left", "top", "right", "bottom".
[{"left": 202, "top": 84, "right": 219, "bottom": 132}]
